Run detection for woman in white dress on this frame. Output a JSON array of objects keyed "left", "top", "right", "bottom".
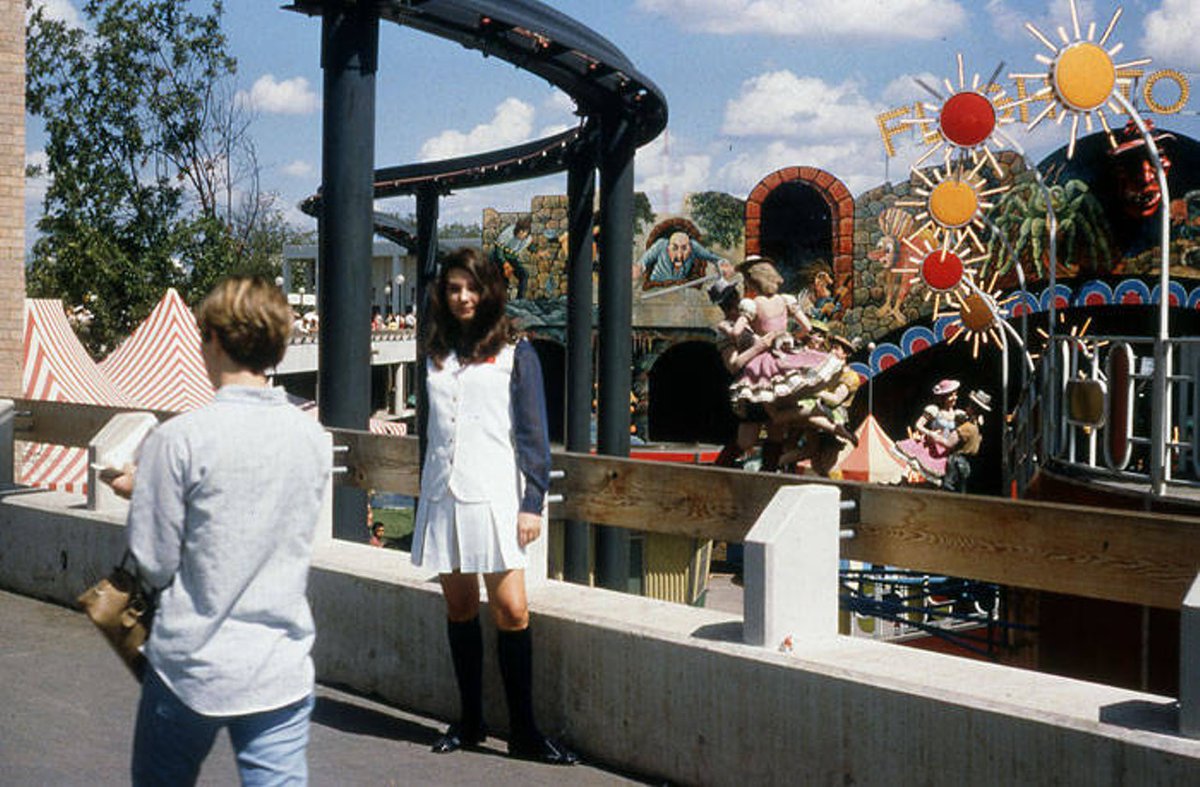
[{"left": 412, "top": 248, "right": 576, "bottom": 765}]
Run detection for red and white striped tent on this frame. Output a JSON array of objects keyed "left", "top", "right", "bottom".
[
  {"left": 101, "top": 287, "right": 405, "bottom": 435},
  {"left": 21, "top": 299, "right": 137, "bottom": 494},
  {"left": 100, "top": 288, "right": 214, "bottom": 412},
  {"left": 832, "top": 414, "right": 908, "bottom": 485}
]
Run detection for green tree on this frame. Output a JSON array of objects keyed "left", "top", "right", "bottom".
[
  {"left": 26, "top": 0, "right": 292, "bottom": 355},
  {"left": 633, "top": 191, "right": 656, "bottom": 237},
  {"left": 688, "top": 191, "right": 745, "bottom": 249}
]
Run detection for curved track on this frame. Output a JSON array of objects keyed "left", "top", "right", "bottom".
[{"left": 291, "top": 0, "right": 667, "bottom": 213}]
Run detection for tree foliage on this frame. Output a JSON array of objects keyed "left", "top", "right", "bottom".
[
  {"left": 633, "top": 191, "right": 655, "bottom": 237},
  {"left": 26, "top": 0, "right": 305, "bottom": 355},
  {"left": 688, "top": 191, "right": 745, "bottom": 249}
]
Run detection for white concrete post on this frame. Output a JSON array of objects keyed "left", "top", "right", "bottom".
[
  {"left": 743, "top": 484, "right": 841, "bottom": 649},
  {"left": 1181, "top": 572, "right": 1200, "bottom": 737},
  {"left": 0, "top": 399, "right": 14, "bottom": 488},
  {"left": 87, "top": 412, "right": 158, "bottom": 511}
]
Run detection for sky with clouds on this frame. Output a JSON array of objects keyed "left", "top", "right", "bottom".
[{"left": 24, "top": 0, "right": 1200, "bottom": 238}]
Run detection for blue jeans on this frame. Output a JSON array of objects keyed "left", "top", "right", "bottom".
[{"left": 132, "top": 668, "right": 314, "bottom": 786}]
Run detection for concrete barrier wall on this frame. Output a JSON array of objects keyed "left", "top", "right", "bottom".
[{"left": 3, "top": 490, "right": 1199, "bottom": 785}]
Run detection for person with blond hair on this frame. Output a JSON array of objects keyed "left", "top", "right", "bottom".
[{"left": 108, "top": 276, "right": 332, "bottom": 785}]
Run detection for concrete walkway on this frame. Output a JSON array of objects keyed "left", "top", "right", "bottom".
[{"left": 0, "top": 590, "right": 653, "bottom": 786}]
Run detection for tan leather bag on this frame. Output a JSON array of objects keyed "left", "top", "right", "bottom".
[{"left": 77, "top": 553, "right": 153, "bottom": 681}]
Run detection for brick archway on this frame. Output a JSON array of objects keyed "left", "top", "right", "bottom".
[{"left": 744, "top": 166, "right": 854, "bottom": 292}]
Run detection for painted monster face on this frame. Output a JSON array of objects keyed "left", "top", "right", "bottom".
[{"left": 1117, "top": 156, "right": 1170, "bottom": 219}]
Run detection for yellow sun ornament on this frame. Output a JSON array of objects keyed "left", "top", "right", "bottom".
[
  {"left": 1013, "top": 1, "right": 1150, "bottom": 158},
  {"left": 897, "top": 161, "right": 1006, "bottom": 256}
]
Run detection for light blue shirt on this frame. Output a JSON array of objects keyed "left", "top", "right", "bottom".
[{"left": 127, "top": 385, "right": 331, "bottom": 716}]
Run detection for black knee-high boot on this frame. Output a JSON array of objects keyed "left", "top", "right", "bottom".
[
  {"left": 497, "top": 627, "right": 578, "bottom": 765},
  {"left": 431, "top": 617, "right": 485, "bottom": 753}
]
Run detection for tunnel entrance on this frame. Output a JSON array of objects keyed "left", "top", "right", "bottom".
[
  {"left": 647, "top": 341, "right": 736, "bottom": 444},
  {"left": 760, "top": 181, "right": 833, "bottom": 294}
]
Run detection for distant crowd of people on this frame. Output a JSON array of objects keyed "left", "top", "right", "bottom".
[{"left": 288, "top": 308, "right": 418, "bottom": 336}]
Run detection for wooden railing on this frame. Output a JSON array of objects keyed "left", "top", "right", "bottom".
[{"left": 12, "top": 399, "right": 1200, "bottom": 611}]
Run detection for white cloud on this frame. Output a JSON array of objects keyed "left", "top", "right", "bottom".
[
  {"left": 236, "top": 75, "right": 319, "bottom": 115},
  {"left": 543, "top": 89, "right": 578, "bottom": 118},
  {"left": 281, "top": 159, "right": 314, "bottom": 178},
  {"left": 635, "top": 134, "right": 714, "bottom": 215},
  {"left": 882, "top": 72, "right": 943, "bottom": 106},
  {"left": 722, "top": 70, "right": 884, "bottom": 140},
  {"left": 1141, "top": 0, "right": 1200, "bottom": 71},
  {"left": 716, "top": 139, "right": 889, "bottom": 198},
  {"left": 986, "top": 0, "right": 1101, "bottom": 43},
  {"left": 636, "top": 0, "right": 966, "bottom": 40},
  {"left": 27, "top": 0, "right": 85, "bottom": 29},
  {"left": 419, "top": 97, "right": 536, "bottom": 161}
]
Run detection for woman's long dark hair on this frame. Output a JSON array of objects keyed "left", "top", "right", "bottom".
[{"left": 426, "top": 247, "right": 515, "bottom": 367}]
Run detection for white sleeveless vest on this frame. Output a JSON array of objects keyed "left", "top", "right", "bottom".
[{"left": 420, "top": 344, "right": 522, "bottom": 509}]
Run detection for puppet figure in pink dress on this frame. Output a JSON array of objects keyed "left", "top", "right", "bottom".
[
  {"left": 728, "top": 256, "right": 842, "bottom": 414},
  {"left": 893, "top": 379, "right": 965, "bottom": 482}
]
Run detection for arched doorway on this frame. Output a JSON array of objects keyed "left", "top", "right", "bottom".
[
  {"left": 745, "top": 166, "right": 855, "bottom": 304},
  {"left": 647, "top": 341, "right": 736, "bottom": 444},
  {"left": 530, "top": 339, "right": 566, "bottom": 444},
  {"left": 760, "top": 181, "right": 832, "bottom": 294}
]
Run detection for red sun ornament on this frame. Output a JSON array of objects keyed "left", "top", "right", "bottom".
[
  {"left": 939, "top": 92, "right": 996, "bottom": 148},
  {"left": 921, "top": 250, "right": 964, "bottom": 291}
]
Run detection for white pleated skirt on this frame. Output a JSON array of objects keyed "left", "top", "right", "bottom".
[{"left": 410, "top": 492, "right": 527, "bottom": 574}]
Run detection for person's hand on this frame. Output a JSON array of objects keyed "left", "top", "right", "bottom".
[
  {"left": 517, "top": 511, "right": 542, "bottom": 548},
  {"left": 101, "top": 464, "right": 137, "bottom": 500}
]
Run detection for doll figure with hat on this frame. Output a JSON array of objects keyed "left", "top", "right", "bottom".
[
  {"left": 708, "top": 275, "right": 793, "bottom": 470},
  {"left": 893, "top": 378, "right": 967, "bottom": 482},
  {"left": 726, "top": 255, "right": 843, "bottom": 416}
]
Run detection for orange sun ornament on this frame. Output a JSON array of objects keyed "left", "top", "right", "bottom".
[
  {"left": 897, "top": 160, "right": 1007, "bottom": 256},
  {"left": 1012, "top": 0, "right": 1150, "bottom": 158}
]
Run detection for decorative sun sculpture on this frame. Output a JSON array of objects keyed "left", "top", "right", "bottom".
[
  {"left": 941, "top": 272, "right": 1034, "bottom": 367},
  {"left": 898, "top": 160, "right": 1007, "bottom": 256},
  {"left": 1013, "top": 0, "right": 1150, "bottom": 158},
  {"left": 896, "top": 235, "right": 987, "bottom": 319},
  {"left": 908, "top": 53, "right": 1025, "bottom": 177}
]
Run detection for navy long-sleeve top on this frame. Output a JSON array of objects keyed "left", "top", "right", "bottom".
[{"left": 511, "top": 339, "right": 552, "bottom": 514}]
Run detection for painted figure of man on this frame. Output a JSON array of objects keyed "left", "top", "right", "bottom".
[{"left": 491, "top": 216, "right": 533, "bottom": 298}]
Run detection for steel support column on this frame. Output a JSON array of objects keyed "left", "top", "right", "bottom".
[
  {"left": 564, "top": 139, "right": 596, "bottom": 584},
  {"left": 415, "top": 184, "right": 440, "bottom": 464},
  {"left": 595, "top": 111, "right": 635, "bottom": 592},
  {"left": 318, "top": 3, "right": 378, "bottom": 541}
]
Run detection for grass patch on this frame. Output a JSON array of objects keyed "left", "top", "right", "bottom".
[{"left": 372, "top": 506, "right": 415, "bottom": 540}]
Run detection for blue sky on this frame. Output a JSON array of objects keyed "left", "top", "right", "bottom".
[{"left": 24, "top": 0, "right": 1200, "bottom": 238}]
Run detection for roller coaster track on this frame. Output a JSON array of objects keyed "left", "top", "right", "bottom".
[{"left": 289, "top": 0, "right": 668, "bottom": 219}]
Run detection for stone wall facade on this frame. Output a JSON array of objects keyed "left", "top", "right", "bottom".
[
  {"left": 482, "top": 194, "right": 572, "bottom": 300},
  {"left": 0, "top": 0, "right": 24, "bottom": 396}
]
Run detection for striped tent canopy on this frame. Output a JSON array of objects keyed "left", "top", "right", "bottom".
[
  {"left": 100, "top": 288, "right": 214, "bottom": 412},
  {"left": 832, "top": 415, "right": 908, "bottom": 485},
  {"left": 21, "top": 299, "right": 137, "bottom": 494},
  {"left": 100, "top": 287, "right": 405, "bottom": 435}
]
